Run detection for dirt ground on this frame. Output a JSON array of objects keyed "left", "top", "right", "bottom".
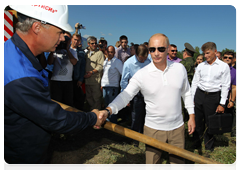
[
  {"left": 49, "top": 125, "right": 137, "bottom": 164},
  {"left": 49, "top": 122, "right": 238, "bottom": 170}
]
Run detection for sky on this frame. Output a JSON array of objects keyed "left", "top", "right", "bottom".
[{"left": 67, "top": 5, "right": 236, "bottom": 53}]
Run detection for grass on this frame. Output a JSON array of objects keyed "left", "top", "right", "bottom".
[{"left": 49, "top": 119, "right": 236, "bottom": 164}]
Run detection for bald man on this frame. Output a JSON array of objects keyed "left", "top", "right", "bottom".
[
  {"left": 99, "top": 34, "right": 195, "bottom": 164},
  {"left": 101, "top": 46, "right": 123, "bottom": 123}
]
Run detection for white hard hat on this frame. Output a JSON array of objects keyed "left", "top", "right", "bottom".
[{"left": 9, "top": 5, "right": 73, "bottom": 32}]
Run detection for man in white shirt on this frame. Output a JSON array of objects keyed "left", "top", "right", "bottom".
[
  {"left": 191, "top": 42, "right": 230, "bottom": 151},
  {"left": 100, "top": 33, "right": 195, "bottom": 164},
  {"left": 101, "top": 46, "right": 123, "bottom": 123}
]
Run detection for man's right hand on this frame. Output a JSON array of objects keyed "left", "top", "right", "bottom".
[
  {"left": 84, "top": 71, "right": 92, "bottom": 79},
  {"left": 216, "top": 105, "right": 225, "bottom": 113},
  {"left": 91, "top": 109, "right": 108, "bottom": 129}
]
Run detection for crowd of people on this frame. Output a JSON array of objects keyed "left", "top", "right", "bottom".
[{"left": 4, "top": 5, "right": 236, "bottom": 164}]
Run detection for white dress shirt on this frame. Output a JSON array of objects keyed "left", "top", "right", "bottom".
[
  {"left": 101, "top": 56, "right": 123, "bottom": 87},
  {"left": 191, "top": 57, "right": 230, "bottom": 105},
  {"left": 108, "top": 60, "right": 194, "bottom": 131}
]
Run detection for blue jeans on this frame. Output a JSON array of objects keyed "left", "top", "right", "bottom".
[{"left": 102, "top": 86, "right": 119, "bottom": 124}]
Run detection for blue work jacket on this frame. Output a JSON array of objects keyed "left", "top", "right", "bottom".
[{"left": 4, "top": 33, "right": 97, "bottom": 164}]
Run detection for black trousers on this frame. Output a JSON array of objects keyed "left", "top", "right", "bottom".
[
  {"left": 73, "top": 80, "right": 85, "bottom": 111},
  {"left": 193, "top": 88, "right": 221, "bottom": 150},
  {"left": 50, "top": 80, "right": 74, "bottom": 107},
  {"left": 130, "top": 92, "right": 146, "bottom": 134}
]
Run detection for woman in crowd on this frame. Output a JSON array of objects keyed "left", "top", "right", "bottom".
[{"left": 194, "top": 54, "right": 204, "bottom": 71}]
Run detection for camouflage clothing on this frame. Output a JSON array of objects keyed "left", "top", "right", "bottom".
[{"left": 180, "top": 57, "right": 194, "bottom": 85}]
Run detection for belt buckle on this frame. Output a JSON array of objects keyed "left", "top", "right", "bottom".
[{"left": 204, "top": 91, "right": 209, "bottom": 95}]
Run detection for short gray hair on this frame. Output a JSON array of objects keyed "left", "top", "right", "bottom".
[
  {"left": 201, "top": 42, "right": 217, "bottom": 52},
  {"left": 16, "top": 13, "right": 50, "bottom": 33},
  {"left": 87, "top": 36, "right": 97, "bottom": 43}
]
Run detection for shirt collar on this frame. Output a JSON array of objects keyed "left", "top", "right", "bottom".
[
  {"left": 148, "top": 58, "right": 172, "bottom": 73},
  {"left": 11, "top": 33, "right": 43, "bottom": 71},
  {"left": 214, "top": 57, "right": 221, "bottom": 64},
  {"left": 118, "top": 46, "right": 123, "bottom": 50},
  {"left": 167, "top": 55, "right": 178, "bottom": 61},
  {"left": 119, "top": 45, "right": 130, "bottom": 52},
  {"left": 205, "top": 56, "right": 219, "bottom": 65},
  {"left": 105, "top": 56, "right": 116, "bottom": 62}
]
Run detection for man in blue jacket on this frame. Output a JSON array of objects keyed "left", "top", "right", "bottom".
[
  {"left": 71, "top": 32, "right": 86, "bottom": 110},
  {"left": 4, "top": 5, "right": 108, "bottom": 164}
]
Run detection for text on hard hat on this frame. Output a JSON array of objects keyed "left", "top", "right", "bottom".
[{"left": 32, "top": 5, "right": 58, "bottom": 13}]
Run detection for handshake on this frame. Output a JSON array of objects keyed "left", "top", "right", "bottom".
[{"left": 91, "top": 108, "right": 112, "bottom": 129}]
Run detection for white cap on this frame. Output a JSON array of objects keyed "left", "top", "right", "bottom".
[{"left": 10, "top": 5, "right": 73, "bottom": 32}]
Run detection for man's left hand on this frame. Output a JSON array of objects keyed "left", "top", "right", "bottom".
[
  {"left": 188, "top": 114, "right": 196, "bottom": 135},
  {"left": 77, "top": 81, "right": 82, "bottom": 87},
  {"left": 227, "top": 101, "right": 234, "bottom": 108},
  {"left": 84, "top": 71, "right": 92, "bottom": 79}
]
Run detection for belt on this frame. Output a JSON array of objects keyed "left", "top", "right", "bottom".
[{"left": 198, "top": 88, "right": 220, "bottom": 95}]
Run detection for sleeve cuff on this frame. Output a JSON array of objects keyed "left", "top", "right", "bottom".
[{"left": 187, "top": 108, "right": 195, "bottom": 115}]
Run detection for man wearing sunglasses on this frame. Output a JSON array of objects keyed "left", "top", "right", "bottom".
[
  {"left": 191, "top": 42, "right": 230, "bottom": 152},
  {"left": 167, "top": 44, "right": 182, "bottom": 62},
  {"left": 100, "top": 33, "right": 195, "bottom": 164},
  {"left": 222, "top": 51, "right": 236, "bottom": 137},
  {"left": 84, "top": 36, "right": 105, "bottom": 111}
]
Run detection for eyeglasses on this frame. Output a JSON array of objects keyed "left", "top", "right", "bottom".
[
  {"left": 90, "top": 42, "right": 97, "bottom": 45},
  {"left": 223, "top": 56, "right": 233, "bottom": 60},
  {"left": 171, "top": 50, "right": 178, "bottom": 52},
  {"left": 149, "top": 47, "right": 167, "bottom": 53}
]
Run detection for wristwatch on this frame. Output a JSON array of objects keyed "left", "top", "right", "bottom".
[
  {"left": 219, "top": 104, "right": 226, "bottom": 108},
  {"left": 230, "top": 100, "right": 235, "bottom": 105},
  {"left": 91, "top": 71, "right": 94, "bottom": 75},
  {"left": 104, "top": 108, "right": 111, "bottom": 117}
]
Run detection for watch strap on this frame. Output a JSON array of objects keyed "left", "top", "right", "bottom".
[
  {"left": 104, "top": 108, "right": 111, "bottom": 117},
  {"left": 219, "top": 104, "right": 225, "bottom": 108}
]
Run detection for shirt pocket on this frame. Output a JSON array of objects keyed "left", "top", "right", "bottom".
[
  {"left": 108, "top": 65, "right": 115, "bottom": 74},
  {"left": 213, "top": 69, "right": 222, "bottom": 80}
]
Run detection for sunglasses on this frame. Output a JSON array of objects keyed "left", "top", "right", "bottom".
[
  {"left": 90, "top": 42, "right": 97, "bottom": 45},
  {"left": 223, "top": 56, "right": 233, "bottom": 60},
  {"left": 149, "top": 47, "right": 167, "bottom": 53},
  {"left": 171, "top": 50, "right": 178, "bottom": 52}
]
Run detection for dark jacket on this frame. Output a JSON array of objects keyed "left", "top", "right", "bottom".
[
  {"left": 4, "top": 33, "right": 97, "bottom": 164},
  {"left": 73, "top": 47, "right": 86, "bottom": 82}
]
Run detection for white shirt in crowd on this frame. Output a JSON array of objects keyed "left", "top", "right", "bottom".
[
  {"left": 108, "top": 60, "right": 194, "bottom": 131},
  {"left": 191, "top": 57, "right": 230, "bottom": 105},
  {"left": 101, "top": 56, "right": 123, "bottom": 87}
]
